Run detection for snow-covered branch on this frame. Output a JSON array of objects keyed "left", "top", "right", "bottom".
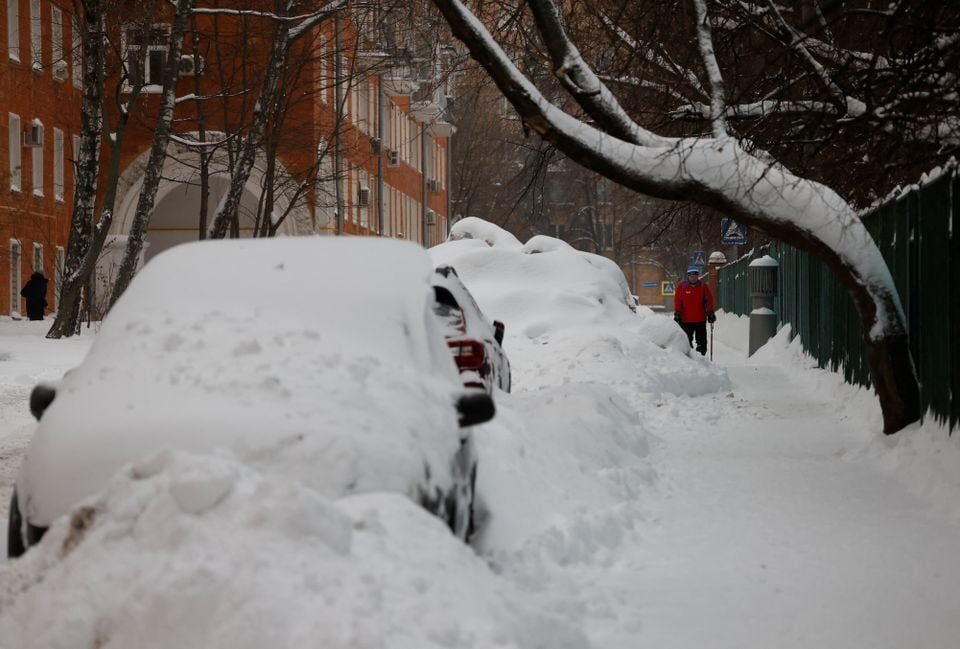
[
  {"left": 430, "top": 0, "right": 921, "bottom": 432},
  {"left": 691, "top": 0, "right": 728, "bottom": 138},
  {"left": 598, "top": 12, "right": 708, "bottom": 100},
  {"left": 526, "top": 0, "right": 666, "bottom": 147},
  {"left": 763, "top": 0, "right": 865, "bottom": 117}
]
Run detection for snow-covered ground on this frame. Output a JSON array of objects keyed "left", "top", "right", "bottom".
[{"left": 1, "top": 226, "right": 959, "bottom": 648}]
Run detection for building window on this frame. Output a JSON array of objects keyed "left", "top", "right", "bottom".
[
  {"left": 319, "top": 36, "right": 327, "bottom": 104},
  {"left": 123, "top": 24, "right": 170, "bottom": 87},
  {"left": 9, "top": 239, "right": 22, "bottom": 316},
  {"left": 30, "top": 0, "right": 41, "bottom": 70},
  {"left": 51, "top": 6, "right": 65, "bottom": 81},
  {"left": 71, "top": 133, "right": 80, "bottom": 194},
  {"left": 54, "top": 245, "right": 64, "bottom": 311},
  {"left": 9, "top": 113, "right": 21, "bottom": 191},
  {"left": 7, "top": 0, "right": 19, "bottom": 61},
  {"left": 53, "top": 128, "right": 64, "bottom": 201},
  {"left": 71, "top": 16, "right": 82, "bottom": 88},
  {"left": 32, "top": 241, "right": 43, "bottom": 273},
  {"left": 31, "top": 119, "right": 43, "bottom": 196}
]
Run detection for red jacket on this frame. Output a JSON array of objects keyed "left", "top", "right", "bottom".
[{"left": 674, "top": 279, "right": 714, "bottom": 323}]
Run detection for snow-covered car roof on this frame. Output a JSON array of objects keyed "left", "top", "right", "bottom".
[
  {"left": 433, "top": 221, "right": 636, "bottom": 338},
  {"left": 19, "top": 237, "right": 465, "bottom": 526}
]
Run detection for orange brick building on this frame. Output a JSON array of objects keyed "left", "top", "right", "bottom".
[
  {"left": 1, "top": 0, "right": 82, "bottom": 316},
  {"left": 96, "top": 5, "right": 455, "bottom": 301},
  {"left": 2, "top": 1, "right": 454, "bottom": 316}
]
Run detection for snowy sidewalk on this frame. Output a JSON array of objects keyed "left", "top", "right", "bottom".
[{"left": 626, "top": 332, "right": 960, "bottom": 649}]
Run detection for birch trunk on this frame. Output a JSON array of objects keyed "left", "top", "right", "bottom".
[
  {"left": 46, "top": 3, "right": 105, "bottom": 338},
  {"left": 108, "top": 0, "right": 196, "bottom": 308},
  {"left": 207, "top": 14, "right": 291, "bottom": 239}
]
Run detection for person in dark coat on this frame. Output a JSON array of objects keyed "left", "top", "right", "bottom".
[
  {"left": 20, "top": 271, "right": 49, "bottom": 321},
  {"left": 674, "top": 266, "right": 716, "bottom": 356}
]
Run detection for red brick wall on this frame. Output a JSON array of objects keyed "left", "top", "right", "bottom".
[{"left": 0, "top": 0, "right": 82, "bottom": 316}]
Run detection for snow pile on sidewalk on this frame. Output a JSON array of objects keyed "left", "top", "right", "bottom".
[
  {"left": 719, "top": 311, "right": 960, "bottom": 524},
  {"left": 0, "top": 451, "right": 587, "bottom": 649}
]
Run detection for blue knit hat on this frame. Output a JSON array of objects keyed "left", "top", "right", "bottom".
[{"left": 686, "top": 266, "right": 700, "bottom": 275}]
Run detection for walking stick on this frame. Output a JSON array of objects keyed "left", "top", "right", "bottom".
[{"left": 710, "top": 322, "right": 714, "bottom": 361}]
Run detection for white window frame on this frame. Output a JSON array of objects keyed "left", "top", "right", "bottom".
[
  {"left": 51, "top": 6, "right": 62, "bottom": 61},
  {"left": 54, "top": 245, "right": 64, "bottom": 311},
  {"left": 53, "top": 127, "right": 64, "bottom": 201},
  {"left": 9, "top": 239, "right": 22, "bottom": 316},
  {"left": 71, "top": 133, "right": 80, "bottom": 195},
  {"left": 29, "top": 0, "right": 41, "bottom": 71},
  {"left": 122, "top": 23, "right": 170, "bottom": 90},
  {"left": 9, "top": 113, "right": 21, "bottom": 191},
  {"left": 7, "top": 0, "right": 20, "bottom": 61},
  {"left": 32, "top": 241, "right": 43, "bottom": 273},
  {"left": 31, "top": 118, "right": 43, "bottom": 196},
  {"left": 319, "top": 36, "right": 327, "bottom": 104},
  {"left": 71, "top": 16, "right": 81, "bottom": 88}
]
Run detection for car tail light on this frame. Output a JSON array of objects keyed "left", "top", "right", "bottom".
[{"left": 448, "top": 339, "right": 486, "bottom": 370}]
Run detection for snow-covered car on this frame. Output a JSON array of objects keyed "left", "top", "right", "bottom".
[
  {"left": 432, "top": 265, "right": 512, "bottom": 393},
  {"left": 7, "top": 238, "right": 494, "bottom": 558}
]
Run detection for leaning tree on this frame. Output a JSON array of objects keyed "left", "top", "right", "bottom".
[{"left": 431, "top": 0, "right": 923, "bottom": 434}]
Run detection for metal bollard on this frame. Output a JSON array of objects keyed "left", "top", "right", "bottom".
[{"left": 748, "top": 255, "right": 778, "bottom": 356}]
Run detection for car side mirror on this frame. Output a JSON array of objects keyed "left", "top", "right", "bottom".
[
  {"left": 30, "top": 383, "right": 56, "bottom": 421},
  {"left": 493, "top": 320, "right": 505, "bottom": 346},
  {"left": 457, "top": 392, "right": 495, "bottom": 427}
]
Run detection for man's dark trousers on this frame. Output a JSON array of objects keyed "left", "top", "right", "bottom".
[{"left": 680, "top": 321, "right": 708, "bottom": 355}]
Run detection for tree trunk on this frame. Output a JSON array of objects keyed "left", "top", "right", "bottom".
[
  {"left": 208, "top": 15, "right": 292, "bottom": 239},
  {"left": 46, "top": 2, "right": 105, "bottom": 339},
  {"left": 108, "top": 0, "right": 196, "bottom": 308}
]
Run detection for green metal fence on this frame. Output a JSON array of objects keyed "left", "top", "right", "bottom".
[{"left": 718, "top": 169, "right": 959, "bottom": 432}]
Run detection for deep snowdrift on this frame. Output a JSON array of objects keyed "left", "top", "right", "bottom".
[{"left": 0, "top": 450, "right": 586, "bottom": 648}]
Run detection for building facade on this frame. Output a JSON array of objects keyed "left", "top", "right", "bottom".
[
  {"left": 1, "top": 0, "right": 82, "bottom": 316},
  {"left": 2, "top": 1, "right": 454, "bottom": 317}
]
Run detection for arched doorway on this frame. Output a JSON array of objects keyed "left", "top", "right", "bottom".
[{"left": 94, "top": 142, "right": 312, "bottom": 309}]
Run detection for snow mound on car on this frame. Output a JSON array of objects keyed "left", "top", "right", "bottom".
[
  {"left": 521, "top": 235, "right": 574, "bottom": 254},
  {"left": 448, "top": 217, "right": 522, "bottom": 248},
  {"left": 432, "top": 233, "right": 634, "bottom": 337},
  {"left": 0, "top": 451, "right": 589, "bottom": 649}
]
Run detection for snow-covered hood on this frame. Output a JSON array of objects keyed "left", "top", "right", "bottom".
[{"left": 18, "top": 238, "right": 465, "bottom": 526}]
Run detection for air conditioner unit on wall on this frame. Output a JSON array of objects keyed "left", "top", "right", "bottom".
[
  {"left": 52, "top": 59, "right": 68, "bottom": 82},
  {"left": 387, "top": 150, "right": 400, "bottom": 167},
  {"left": 427, "top": 179, "right": 441, "bottom": 194},
  {"left": 357, "top": 186, "right": 370, "bottom": 207},
  {"left": 23, "top": 122, "right": 43, "bottom": 147},
  {"left": 425, "top": 209, "right": 436, "bottom": 226},
  {"left": 179, "top": 54, "right": 204, "bottom": 77},
  {"left": 370, "top": 137, "right": 381, "bottom": 154}
]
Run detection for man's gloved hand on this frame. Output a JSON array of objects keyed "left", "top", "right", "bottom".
[
  {"left": 674, "top": 311, "right": 682, "bottom": 324},
  {"left": 707, "top": 311, "right": 717, "bottom": 324}
]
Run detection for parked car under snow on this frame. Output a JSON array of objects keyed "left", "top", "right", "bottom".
[
  {"left": 432, "top": 266, "right": 512, "bottom": 394},
  {"left": 8, "top": 238, "right": 494, "bottom": 558}
]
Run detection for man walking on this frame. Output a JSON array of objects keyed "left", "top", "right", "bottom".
[{"left": 674, "top": 267, "right": 716, "bottom": 356}]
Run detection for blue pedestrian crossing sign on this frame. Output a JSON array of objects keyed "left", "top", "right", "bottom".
[
  {"left": 721, "top": 218, "right": 748, "bottom": 244},
  {"left": 690, "top": 250, "right": 706, "bottom": 267},
  {"left": 661, "top": 281, "right": 676, "bottom": 296}
]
